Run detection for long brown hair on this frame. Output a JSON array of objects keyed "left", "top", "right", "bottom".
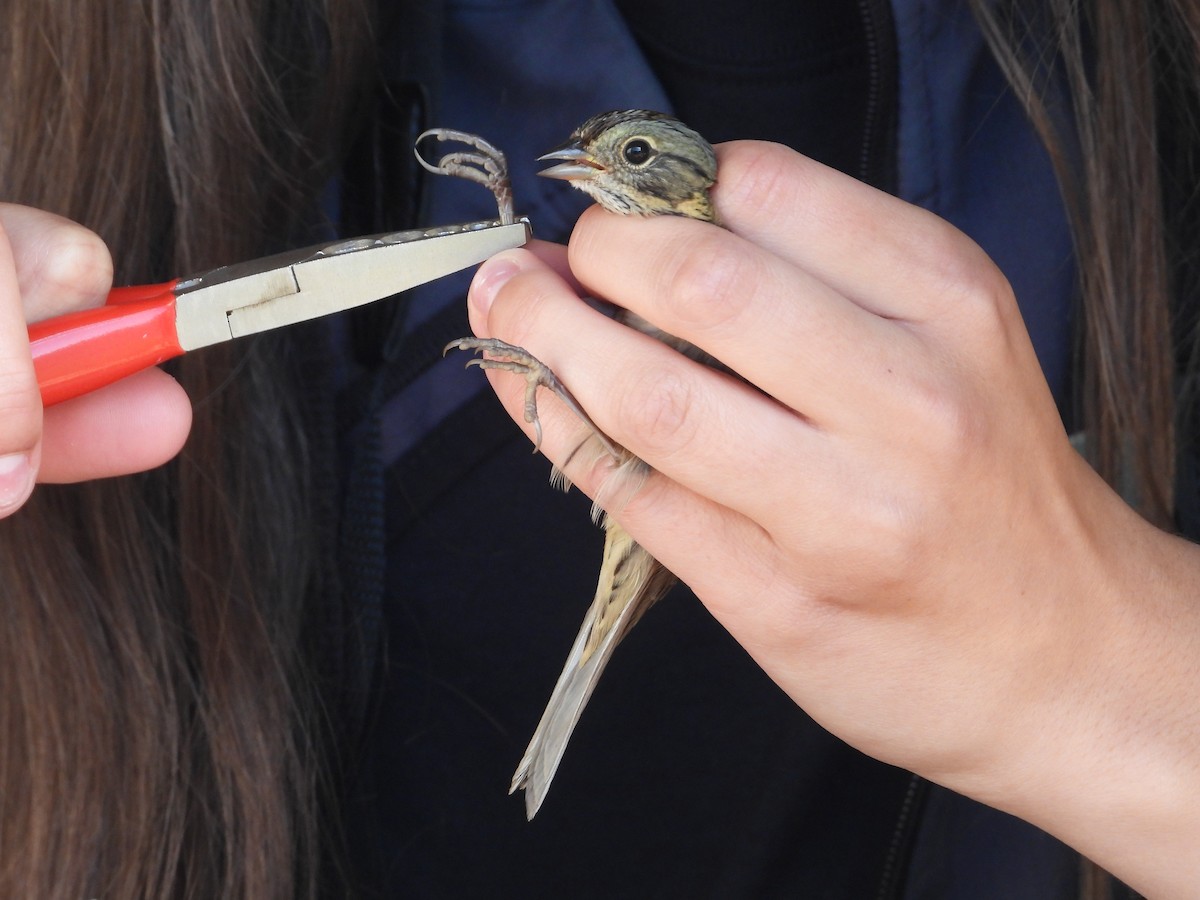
[
  {"left": 972, "top": 0, "right": 1200, "bottom": 894},
  {"left": 971, "top": 0, "right": 1200, "bottom": 527},
  {"left": 0, "top": 1, "right": 370, "bottom": 896}
]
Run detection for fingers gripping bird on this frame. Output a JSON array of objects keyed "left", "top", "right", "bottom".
[{"left": 449, "top": 110, "right": 719, "bottom": 818}]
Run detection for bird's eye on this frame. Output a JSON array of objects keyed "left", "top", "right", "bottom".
[{"left": 622, "top": 138, "right": 653, "bottom": 165}]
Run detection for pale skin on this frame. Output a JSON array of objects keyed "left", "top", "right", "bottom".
[
  {"left": 3, "top": 143, "right": 1197, "bottom": 894},
  {"left": 465, "top": 142, "right": 1200, "bottom": 897}
]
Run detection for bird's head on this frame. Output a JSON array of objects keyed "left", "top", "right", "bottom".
[{"left": 538, "top": 110, "right": 718, "bottom": 223}]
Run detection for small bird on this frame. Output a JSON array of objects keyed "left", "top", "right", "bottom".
[
  {"left": 502, "top": 110, "right": 721, "bottom": 818},
  {"left": 538, "top": 109, "right": 719, "bottom": 224},
  {"left": 442, "top": 111, "right": 719, "bottom": 818}
]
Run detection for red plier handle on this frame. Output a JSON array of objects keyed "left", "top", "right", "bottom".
[{"left": 27, "top": 281, "right": 184, "bottom": 407}]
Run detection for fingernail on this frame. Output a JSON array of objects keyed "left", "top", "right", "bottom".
[
  {"left": 0, "top": 452, "right": 33, "bottom": 511},
  {"left": 469, "top": 254, "right": 521, "bottom": 316}
]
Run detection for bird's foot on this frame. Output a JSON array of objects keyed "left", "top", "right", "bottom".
[
  {"left": 415, "top": 129, "right": 515, "bottom": 225},
  {"left": 444, "top": 337, "right": 621, "bottom": 460}
]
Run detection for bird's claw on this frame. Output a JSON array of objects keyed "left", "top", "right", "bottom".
[
  {"left": 415, "top": 129, "right": 515, "bottom": 225},
  {"left": 444, "top": 337, "right": 621, "bottom": 460}
]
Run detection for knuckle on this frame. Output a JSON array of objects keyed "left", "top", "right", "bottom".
[
  {"left": 838, "top": 484, "right": 938, "bottom": 598},
  {"left": 919, "top": 227, "right": 1011, "bottom": 329},
  {"left": 659, "top": 230, "right": 755, "bottom": 332},
  {"left": 23, "top": 221, "right": 113, "bottom": 320},
  {"left": 716, "top": 142, "right": 807, "bottom": 219},
  {"left": 615, "top": 362, "right": 700, "bottom": 457},
  {"left": 786, "top": 497, "right": 920, "bottom": 608},
  {"left": 905, "top": 370, "right": 990, "bottom": 471},
  {"left": 833, "top": 380, "right": 990, "bottom": 593}
]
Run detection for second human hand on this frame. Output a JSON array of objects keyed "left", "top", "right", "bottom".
[{"left": 0, "top": 204, "right": 191, "bottom": 513}]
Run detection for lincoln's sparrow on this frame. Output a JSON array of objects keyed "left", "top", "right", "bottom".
[{"left": 451, "top": 110, "right": 719, "bottom": 818}]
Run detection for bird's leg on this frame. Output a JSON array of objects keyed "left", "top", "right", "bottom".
[
  {"left": 415, "top": 129, "right": 515, "bottom": 225},
  {"left": 419, "top": 130, "right": 615, "bottom": 458},
  {"left": 444, "top": 337, "right": 621, "bottom": 460}
]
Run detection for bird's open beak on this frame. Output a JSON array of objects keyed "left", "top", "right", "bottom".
[{"left": 537, "top": 141, "right": 604, "bottom": 181}]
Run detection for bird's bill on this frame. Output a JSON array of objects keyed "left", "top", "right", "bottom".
[{"left": 537, "top": 142, "right": 603, "bottom": 180}]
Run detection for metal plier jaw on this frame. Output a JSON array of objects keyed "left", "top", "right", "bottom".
[{"left": 173, "top": 218, "right": 531, "bottom": 350}]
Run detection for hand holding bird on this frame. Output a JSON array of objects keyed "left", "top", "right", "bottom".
[{"left": 462, "top": 112, "right": 1200, "bottom": 892}]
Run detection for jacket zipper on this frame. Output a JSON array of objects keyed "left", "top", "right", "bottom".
[
  {"left": 875, "top": 773, "right": 928, "bottom": 899},
  {"left": 856, "top": 0, "right": 900, "bottom": 192}
]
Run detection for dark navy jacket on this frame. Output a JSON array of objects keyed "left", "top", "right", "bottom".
[{"left": 328, "top": 1, "right": 1109, "bottom": 896}]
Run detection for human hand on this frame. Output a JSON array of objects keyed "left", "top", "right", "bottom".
[
  {"left": 466, "top": 143, "right": 1200, "bottom": 894},
  {"left": 0, "top": 204, "right": 192, "bottom": 516}
]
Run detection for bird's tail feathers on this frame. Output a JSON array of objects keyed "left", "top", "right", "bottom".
[
  {"left": 509, "top": 596, "right": 629, "bottom": 819},
  {"left": 510, "top": 529, "right": 674, "bottom": 819}
]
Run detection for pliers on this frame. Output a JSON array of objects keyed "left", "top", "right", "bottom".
[{"left": 28, "top": 217, "right": 530, "bottom": 406}]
